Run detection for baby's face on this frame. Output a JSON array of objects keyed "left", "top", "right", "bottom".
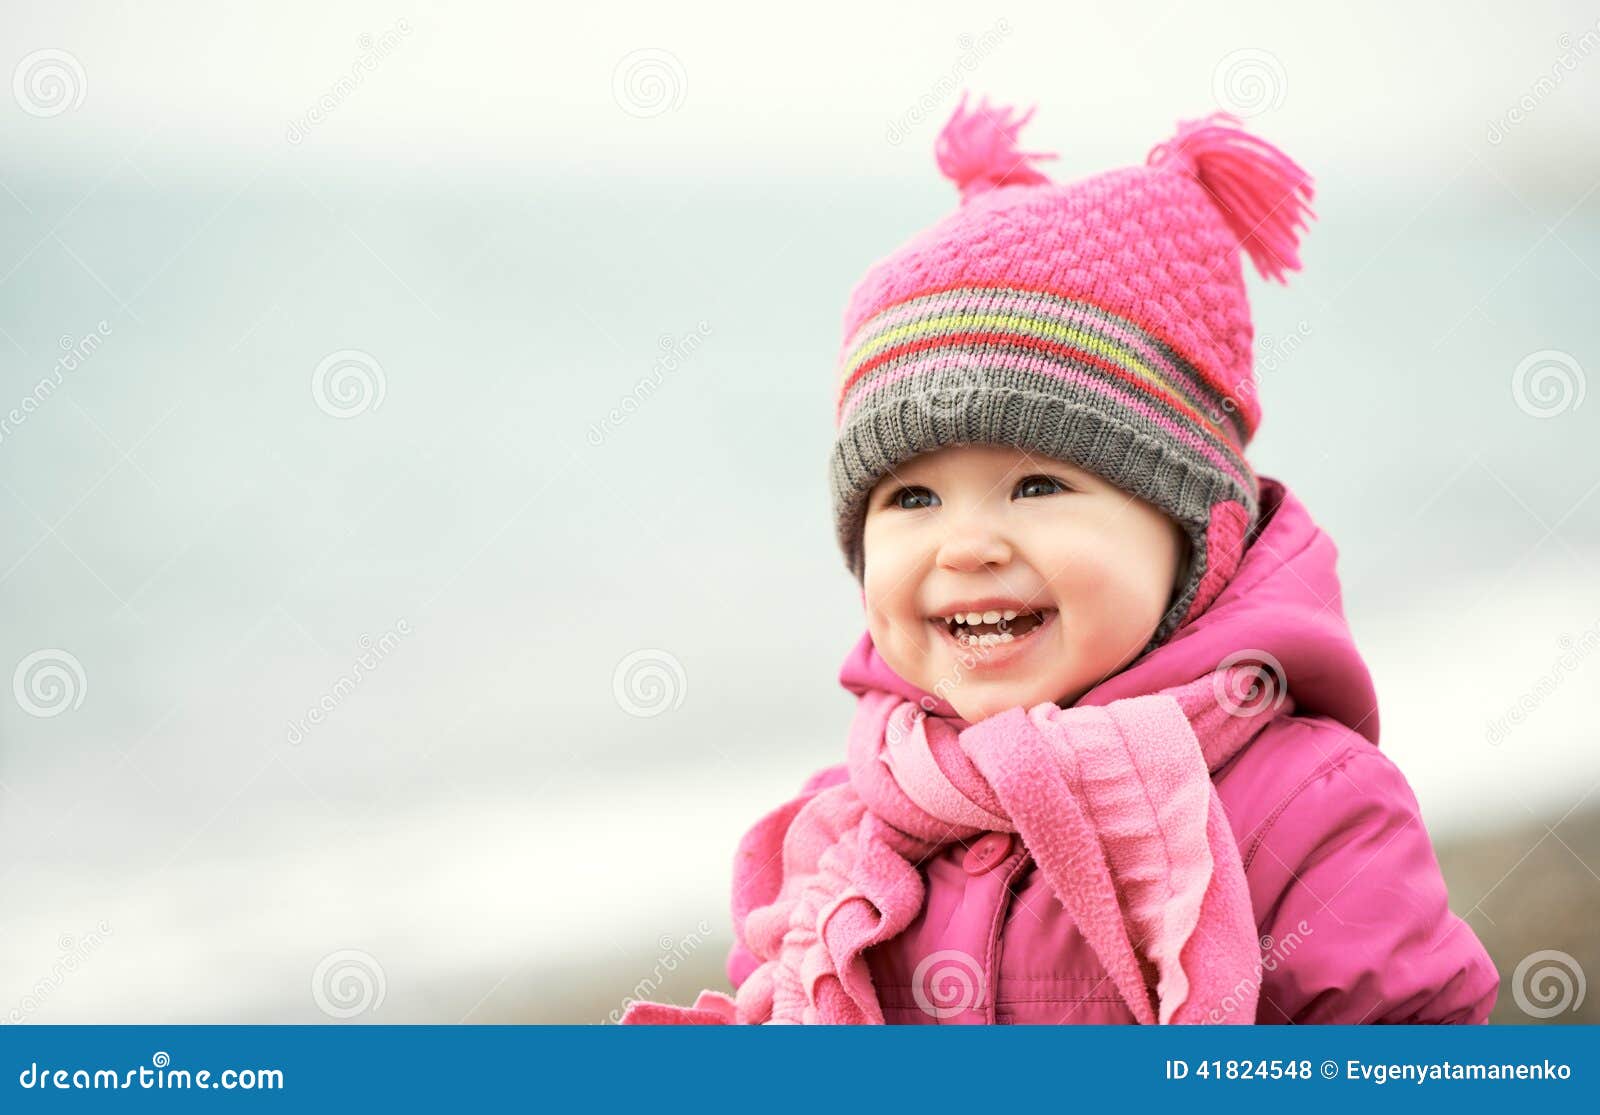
[{"left": 861, "top": 444, "right": 1188, "bottom": 723}]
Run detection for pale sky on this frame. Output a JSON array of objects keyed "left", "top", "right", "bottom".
[{"left": 2, "top": 0, "right": 1596, "bottom": 194}]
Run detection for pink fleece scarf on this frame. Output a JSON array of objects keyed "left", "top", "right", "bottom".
[{"left": 622, "top": 662, "right": 1272, "bottom": 1025}]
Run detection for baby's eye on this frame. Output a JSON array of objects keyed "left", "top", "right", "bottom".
[
  {"left": 1014, "top": 475, "right": 1068, "bottom": 499},
  {"left": 889, "top": 485, "right": 940, "bottom": 510}
]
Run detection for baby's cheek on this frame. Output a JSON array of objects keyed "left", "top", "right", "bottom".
[
  {"left": 861, "top": 571, "right": 905, "bottom": 629},
  {"left": 1057, "top": 554, "right": 1163, "bottom": 646},
  {"left": 1099, "top": 531, "right": 1180, "bottom": 605},
  {"left": 861, "top": 576, "right": 918, "bottom": 652},
  {"left": 1049, "top": 547, "right": 1121, "bottom": 606}
]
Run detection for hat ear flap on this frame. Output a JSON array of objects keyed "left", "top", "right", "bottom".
[{"left": 1179, "top": 500, "right": 1252, "bottom": 628}]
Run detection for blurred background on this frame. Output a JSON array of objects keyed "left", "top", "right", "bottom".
[{"left": 0, "top": 0, "right": 1596, "bottom": 1025}]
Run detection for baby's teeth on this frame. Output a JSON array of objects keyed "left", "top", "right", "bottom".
[
  {"left": 963, "top": 631, "right": 1013, "bottom": 646},
  {"left": 982, "top": 610, "right": 1001, "bottom": 624},
  {"left": 1002, "top": 609, "right": 1017, "bottom": 621}
]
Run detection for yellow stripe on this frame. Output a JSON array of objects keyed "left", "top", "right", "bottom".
[{"left": 839, "top": 310, "right": 1205, "bottom": 414}]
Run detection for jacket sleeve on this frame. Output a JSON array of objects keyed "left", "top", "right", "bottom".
[{"left": 1247, "top": 746, "right": 1499, "bottom": 1024}]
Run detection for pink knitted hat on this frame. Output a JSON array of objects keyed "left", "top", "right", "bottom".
[{"left": 828, "top": 92, "right": 1315, "bottom": 653}]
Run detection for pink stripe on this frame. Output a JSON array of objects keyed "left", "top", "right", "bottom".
[
  {"left": 844, "top": 288, "right": 1196, "bottom": 402},
  {"left": 840, "top": 351, "right": 1250, "bottom": 490}
]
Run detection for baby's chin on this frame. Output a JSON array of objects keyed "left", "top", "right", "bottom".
[
  {"left": 892, "top": 642, "right": 1081, "bottom": 723},
  {"left": 908, "top": 659, "right": 1074, "bottom": 721},
  {"left": 945, "top": 679, "right": 1068, "bottom": 724}
]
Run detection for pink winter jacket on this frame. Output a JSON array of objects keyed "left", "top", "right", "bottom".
[{"left": 727, "top": 477, "right": 1499, "bottom": 1024}]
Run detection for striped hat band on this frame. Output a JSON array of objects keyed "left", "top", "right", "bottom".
[{"left": 835, "top": 282, "right": 1256, "bottom": 481}]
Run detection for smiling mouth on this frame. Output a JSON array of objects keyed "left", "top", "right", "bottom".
[{"left": 930, "top": 608, "right": 1056, "bottom": 648}]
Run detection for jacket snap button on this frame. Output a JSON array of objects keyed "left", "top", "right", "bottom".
[{"left": 961, "top": 831, "right": 1013, "bottom": 875}]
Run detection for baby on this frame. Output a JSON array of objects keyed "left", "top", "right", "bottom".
[{"left": 622, "top": 93, "right": 1498, "bottom": 1025}]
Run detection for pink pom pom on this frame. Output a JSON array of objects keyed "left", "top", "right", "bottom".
[
  {"left": 1147, "top": 112, "right": 1316, "bottom": 284},
  {"left": 935, "top": 90, "right": 1058, "bottom": 203}
]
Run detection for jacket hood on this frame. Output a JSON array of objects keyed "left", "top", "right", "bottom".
[{"left": 838, "top": 475, "right": 1380, "bottom": 747}]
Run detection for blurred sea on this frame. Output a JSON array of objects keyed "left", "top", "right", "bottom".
[{"left": 1, "top": 157, "right": 1597, "bottom": 1021}]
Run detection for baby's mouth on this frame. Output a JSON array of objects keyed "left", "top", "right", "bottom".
[{"left": 931, "top": 607, "right": 1055, "bottom": 648}]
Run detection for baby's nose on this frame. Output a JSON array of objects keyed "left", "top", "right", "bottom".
[{"left": 936, "top": 526, "right": 1013, "bottom": 570}]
